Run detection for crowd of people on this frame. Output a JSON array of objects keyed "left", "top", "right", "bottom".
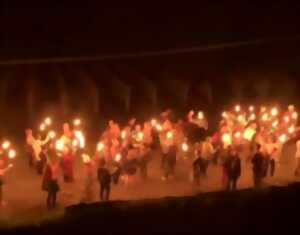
[{"left": 1, "top": 104, "right": 300, "bottom": 210}]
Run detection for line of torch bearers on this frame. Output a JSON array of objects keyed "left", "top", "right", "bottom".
[
  {"left": 1, "top": 103, "right": 298, "bottom": 207},
  {"left": 27, "top": 104, "right": 299, "bottom": 177}
]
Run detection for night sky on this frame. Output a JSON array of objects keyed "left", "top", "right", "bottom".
[{"left": 1, "top": 3, "right": 300, "bottom": 60}]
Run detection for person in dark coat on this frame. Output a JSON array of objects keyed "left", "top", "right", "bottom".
[
  {"left": 42, "top": 149, "right": 60, "bottom": 210},
  {"left": 252, "top": 144, "right": 265, "bottom": 188},
  {"left": 97, "top": 158, "right": 111, "bottom": 201},
  {"left": 224, "top": 148, "right": 241, "bottom": 191},
  {"left": 162, "top": 145, "right": 177, "bottom": 180}
]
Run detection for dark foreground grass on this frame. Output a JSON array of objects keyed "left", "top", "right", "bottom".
[{"left": 2, "top": 184, "right": 300, "bottom": 234}]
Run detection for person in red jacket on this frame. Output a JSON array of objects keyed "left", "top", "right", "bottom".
[
  {"left": 42, "top": 149, "right": 60, "bottom": 210},
  {"left": 60, "top": 147, "right": 75, "bottom": 183}
]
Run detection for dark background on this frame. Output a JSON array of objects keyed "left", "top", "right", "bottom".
[{"left": 1, "top": 3, "right": 300, "bottom": 139}]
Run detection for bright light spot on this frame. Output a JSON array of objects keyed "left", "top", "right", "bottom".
[
  {"left": 49, "top": 131, "right": 56, "bottom": 139},
  {"left": 272, "top": 120, "right": 279, "bottom": 128},
  {"left": 121, "top": 130, "right": 127, "bottom": 139},
  {"left": 137, "top": 132, "right": 144, "bottom": 142},
  {"left": 81, "top": 153, "right": 91, "bottom": 163},
  {"left": 2, "top": 141, "right": 10, "bottom": 150},
  {"left": 166, "top": 131, "right": 173, "bottom": 139},
  {"left": 156, "top": 124, "right": 162, "bottom": 132},
  {"left": 279, "top": 134, "right": 287, "bottom": 143},
  {"left": 73, "top": 118, "right": 81, "bottom": 126},
  {"left": 234, "top": 132, "right": 241, "bottom": 139},
  {"left": 45, "top": 117, "right": 52, "bottom": 126},
  {"left": 249, "top": 106, "right": 254, "bottom": 112},
  {"left": 288, "top": 126, "right": 295, "bottom": 134},
  {"left": 271, "top": 107, "right": 278, "bottom": 116},
  {"left": 115, "top": 153, "right": 121, "bottom": 162},
  {"left": 55, "top": 140, "right": 64, "bottom": 151},
  {"left": 222, "top": 112, "right": 227, "bottom": 118},
  {"left": 249, "top": 113, "right": 256, "bottom": 120},
  {"left": 222, "top": 133, "right": 232, "bottom": 144},
  {"left": 235, "top": 105, "right": 241, "bottom": 113},
  {"left": 40, "top": 123, "right": 46, "bottom": 131},
  {"left": 292, "top": 112, "right": 298, "bottom": 120},
  {"left": 197, "top": 111, "right": 204, "bottom": 120},
  {"left": 8, "top": 149, "right": 16, "bottom": 159},
  {"left": 284, "top": 116, "right": 290, "bottom": 123},
  {"left": 182, "top": 143, "right": 189, "bottom": 152},
  {"left": 237, "top": 115, "right": 244, "bottom": 122},
  {"left": 262, "top": 113, "right": 269, "bottom": 121},
  {"left": 151, "top": 119, "right": 157, "bottom": 127},
  {"left": 97, "top": 142, "right": 104, "bottom": 152}
]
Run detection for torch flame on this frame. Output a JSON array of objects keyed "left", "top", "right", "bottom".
[
  {"left": 288, "top": 126, "right": 295, "bottom": 134},
  {"left": 121, "top": 130, "right": 127, "bottom": 140},
  {"left": 292, "top": 112, "right": 298, "bottom": 120},
  {"left": 8, "top": 149, "right": 16, "bottom": 159},
  {"left": 49, "top": 131, "right": 56, "bottom": 139},
  {"left": 55, "top": 140, "right": 64, "bottom": 151},
  {"left": 166, "top": 131, "right": 173, "bottom": 139},
  {"left": 74, "top": 131, "right": 85, "bottom": 149},
  {"left": 2, "top": 141, "right": 10, "bottom": 150},
  {"left": 235, "top": 105, "right": 241, "bottom": 113},
  {"left": 279, "top": 134, "right": 287, "bottom": 143},
  {"left": 73, "top": 118, "right": 81, "bottom": 126},
  {"left": 182, "top": 143, "right": 189, "bottom": 152},
  {"left": 197, "top": 111, "right": 204, "bottom": 120},
  {"left": 271, "top": 107, "right": 278, "bottom": 117},
  {"left": 249, "top": 106, "right": 254, "bottom": 112},
  {"left": 40, "top": 123, "right": 46, "bottom": 131},
  {"left": 151, "top": 119, "right": 157, "bottom": 127},
  {"left": 45, "top": 117, "right": 52, "bottom": 126},
  {"left": 115, "top": 153, "right": 122, "bottom": 162},
  {"left": 97, "top": 142, "right": 104, "bottom": 152}
]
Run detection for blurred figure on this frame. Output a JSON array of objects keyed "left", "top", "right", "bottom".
[
  {"left": 42, "top": 149, "right": 60, "bottom": 210},
  {"left": 162, "top": 144, "right": 177, "bottom": 180},
  {"left": 97, "top": 159, "right": 111, "bottom": 201},
  {"left": 224, "top": 148, "right": 241, "bottom": 191},
  {"left": 200, "top": 137, "right": 215, "bottom": 177},
  {"left": 295, "top": 140, "right": 300, "bottom": 177},
  {"left": 252, "top": 144, "right": 265, "bottom": 188},
  {"left": 82, "top": 154, "right": 95, "bottom": 203},
  {"left": 25, "top": 129, "right": 35, "bottom": 168},
  {"left": 60, "top": 147, "right": 75, "bottom": 183},
  {"left": 0, "top": 158, "right": 13, "bottom": 207}
]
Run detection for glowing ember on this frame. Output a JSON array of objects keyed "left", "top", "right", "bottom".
[
  {"left": 73, "top": 118, "right": 81, "bottom": 126},
  {"left": 115, "top": 153, "right": 122, "bottom": 162},
  {"left": 279, "top": 134, "right": 287, "bottom": 143},
  {"left": 8, "top": 149, "right": 16, "bottom": 159},
  {"left": 235, "top": 105, "right": 241, "bottom": 113},
  {"left": 40, "top": 123, "right": 46, "bottom": 131},
  {"left": 271, "top": 107, "right": 278, "bottom": 116},
  {"left": 2, "top": 141, "right": 10, "bottom": 150},
  {"left": 97, "top": 142, "right": 104, "bottom": 152},
  {"left": 197, "top": 111, "right": 204, "bottom": 120},
  {"left": 45, "top": 117, "right": 52, "bottom": 126},
  {"left": 49, "top": 131, "right": 56, "bottom": 139},
  {"left": 182, "top": 143, "right": 189, "bottom": 152}
]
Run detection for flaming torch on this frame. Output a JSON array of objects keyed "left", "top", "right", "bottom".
[
  {"left": 182, "top": 142, "right": 189, "bottom": 152},
  {"left": 8, "top": 149, "right": 16, "bottom": 159},
  {"left": 2, "top": 141, "right": 10, "bottom": 150},
  {"left": 97, "top": 142, "right": 105, "bottom": 152}
]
